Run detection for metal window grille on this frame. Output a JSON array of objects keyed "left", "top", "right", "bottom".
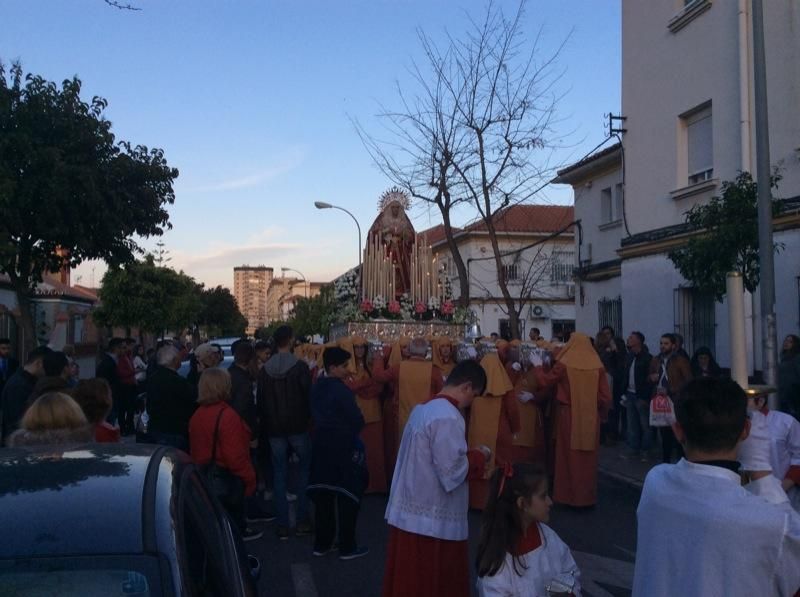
[
  {"left": 598, "top": 296, "right": 622, "bottom": 337},
  {"left": 550, "top": 251, "right": 575, "bottom": 284},
  {"left": 502, "top": 264, "right": 519, "bottom": 282},
  {"left": 673, "top": 287, "right": 716, "bottom": 355}
]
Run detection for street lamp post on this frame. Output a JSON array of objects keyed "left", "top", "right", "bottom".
[
  {"left": 314, "top": 201, "right": 362, "bottom": 267},
  {"left": 281, "top": 267, "right": 308, "bottom": 298}
]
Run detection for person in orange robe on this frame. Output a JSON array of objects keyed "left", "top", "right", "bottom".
[
  {"left": 432, "top": 336, "right": 456, "bottom": 383},
  {"left": 504, "top": 342, "right": 546, "bottom": 466},
  {"left": 372, "top": 337, "right": 443, "bottom": 481},
  {"left": 532, "top": 332, "right": 611, "bottom": 507},
  {"left": 339, "top": 336, "right": 387, "bottom": 494},
  {"left": 467, "top": 351, "right": 520, "bottom": 510}
]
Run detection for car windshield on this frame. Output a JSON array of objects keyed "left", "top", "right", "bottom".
[{"left": 0, "top": 556, "right": 161, "bottom": 597}]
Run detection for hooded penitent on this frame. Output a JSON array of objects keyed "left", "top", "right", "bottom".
[
  {"left": 555, "top": 332, "right": 604, "bottom": 451},
  {"left": 468, "top": 352, "right": 514, "bottom": 471}
]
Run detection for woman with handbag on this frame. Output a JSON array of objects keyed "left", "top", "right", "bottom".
[{"left": 189, "top": 368, "right": 260, "bottom": 541}]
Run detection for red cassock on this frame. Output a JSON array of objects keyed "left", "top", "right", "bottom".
[
  {"left": 534, "top": 362, "right": 611, "bottom": 507},
  {"left": 372, "top": 356, "right": 443, "bottom": 482},
  {"left": 345, "top": 372, "right": 387, "bottom": 494}
]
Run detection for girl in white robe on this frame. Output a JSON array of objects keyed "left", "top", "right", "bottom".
[{"left": 476, "top": 463, "right": 581, "bottom": 597}]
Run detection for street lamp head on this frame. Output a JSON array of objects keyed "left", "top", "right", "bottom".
[{"left": 314, "top": 201, "right": 333, "bottom": 209}]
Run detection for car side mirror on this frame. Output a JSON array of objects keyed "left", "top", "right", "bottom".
[{"left": 248, "top": 554, "right": 261, "bottom": 582}]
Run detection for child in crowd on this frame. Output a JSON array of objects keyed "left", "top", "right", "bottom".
[
  {"left": 476, "top": 463, "right": 581, "bottom": 596},
  {"left": 749, "top": 390, "right": 800, "bottom": 511}
]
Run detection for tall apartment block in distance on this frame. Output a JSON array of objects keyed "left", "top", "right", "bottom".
[{"left": 233, "top": 265, "right": 273, "bottom": 336}]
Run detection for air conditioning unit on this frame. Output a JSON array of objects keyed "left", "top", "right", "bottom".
[
  {"left": 566, "top": 283, "right": 576, "bottom": 299},
  {"left": 529, "top": 304, "right": 547, "bottom": 319}
]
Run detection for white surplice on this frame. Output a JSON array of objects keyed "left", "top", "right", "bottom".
[
  {"left": 385, "top": 397, "right": 471, "bottom": 540},
  {"left": 633, "top": 459, "right": 800, "bottom": 597},
  {"left": 476, "top": 523, "right": 581, "bottom": 597},
  {"left": 766, "top": 409, "right": 800, "bottom": 511}
]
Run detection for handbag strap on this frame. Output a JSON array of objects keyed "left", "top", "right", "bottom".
[{"left": 210, "top": 407, "right": 226, "bottom": 465}]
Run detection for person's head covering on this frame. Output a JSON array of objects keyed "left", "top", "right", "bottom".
[
  {"left": 495, "top": 339, "right": 510, "bottom": 363},
  {"left": 194, "top": 343, "right": 217, "bottom": 362},
  {"left": 555, "top": 333, "right": 603, "bottom": 370},
  {"left": 388, "top": 336, "right": 411, "bottom": 368},
  {"left": 555, "top": 332, "right": 603, "bottom": 451},
  {"left": 479, "top": 352, "right": 513, "bottom": 396},
  {"left": 317, "top": 341, "right": 338, "bottom": 368},
  {"left": 509, "top": 339, "right": 522, "bottom": 348},
  {"left": 432, "top": 336, "right": 454, "bottom": 370},
  {"left": 323, "top": 346, "right": 351, "bottom": 371},
  {"left": 339, "top": 336, "right": 367, "bottom": 373}
]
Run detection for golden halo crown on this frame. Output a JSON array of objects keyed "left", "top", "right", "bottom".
[{"left": 378, "top": 187, "right": 412, "bottom": 212}]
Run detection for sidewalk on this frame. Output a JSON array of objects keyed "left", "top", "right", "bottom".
[{"left": 597, "top": 441, "right": 659, "bottom": 489}]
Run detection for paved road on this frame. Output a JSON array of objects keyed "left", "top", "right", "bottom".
[{"left": 248, "top": 474, "right": 640, "bottom": 597}]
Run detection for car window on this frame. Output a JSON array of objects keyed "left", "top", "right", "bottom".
[
  {"left": 0, "top": 556, "right": 161, "bottom": 597},
  {"left": 178, "top": 471, "right": 237, "bottom": 597}
]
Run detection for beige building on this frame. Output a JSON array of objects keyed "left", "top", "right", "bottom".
[
  {"left": 266, "top": 277, "right": 325, "bottom": 323},
  {"left": 233, "top": 266, "right": 273, "bottom": 335}
]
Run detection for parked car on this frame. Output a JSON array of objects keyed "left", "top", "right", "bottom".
[{"left": 0, "top": 443, "right": 260, "bottom": 596}]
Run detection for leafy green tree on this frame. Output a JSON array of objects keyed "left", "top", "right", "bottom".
[
  {"left": 199, "top": 286, "right": 247, "bottom": 338},
  {"left": 668, "top": 172, "right": 782, "bottom": 301},
  {"left": 288, "top": 285, "right": 336, "bottom": 339},
  {"left": 0, "top": 62, "right": 178, "bottom": 349},
  {"left": 93, "top": 258, "right": 201, "bottom": 338}
]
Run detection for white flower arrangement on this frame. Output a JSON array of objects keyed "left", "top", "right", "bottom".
[
  {"left": 373, "top": 295, "right": 387, "bottom": 310},
  {"left": 427, "top": 296, "right": 440, "bottom": 310}
]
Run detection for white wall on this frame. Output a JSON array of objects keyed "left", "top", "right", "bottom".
[
  {"left": 576, "top": 276, "right": 622, "bottom": 336},
  {"left": 475, "top": 300, "right": 575, "bottom": 342},
  {"left": 573, "top": 167, "right": 625, "bottom": 266},
  {"left": 622, "top": 0, "right": 800, "bottom": 235},
  {"left": 621, "top": 228, "right": 800, "bottom": 373}
]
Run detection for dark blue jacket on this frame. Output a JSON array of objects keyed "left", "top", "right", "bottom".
[{"left": 308, "top": 376, "right": 366, "bottom": 502}]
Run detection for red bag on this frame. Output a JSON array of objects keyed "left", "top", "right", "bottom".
[{"left": 649, "top": 392, "right": 676, "bottom": 427}]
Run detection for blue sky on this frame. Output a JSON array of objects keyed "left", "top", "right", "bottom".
[{"left": 2, "top": 0, "right": 620, "bottom": 288}]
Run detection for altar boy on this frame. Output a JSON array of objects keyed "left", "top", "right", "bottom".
[{"left": 632, "top": 377, "right": 800, "bottom": 597}]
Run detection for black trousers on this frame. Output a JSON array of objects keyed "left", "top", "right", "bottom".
[{"left": 311, "top": 490, "right": 359, "bottom": 553}]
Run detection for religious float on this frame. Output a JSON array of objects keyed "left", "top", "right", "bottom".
[{"left": 329, "top": 188, "right": 472, "bottom": 343}]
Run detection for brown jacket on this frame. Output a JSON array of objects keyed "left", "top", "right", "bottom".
[{"left": 649, "top": 353, "right": 692, "bottom": 397}]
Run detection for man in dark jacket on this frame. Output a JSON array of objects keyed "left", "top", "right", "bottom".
[
  {"left": 0, "top": 345, "right": 50, "bottom": 444},
  {"left": 229, "top": 341, "right": 275, "bottom": 525},
  {"left": 257, "top": 325, "right": 312, "bottom": 540},
  {"left": 146, "top": 344, "right": 197, "bottom": 450},
  {"left": 0, "top": 338, "right": 19, "bottom": 397},
  {"left": 96, "top": 337, "right": 126, "bottom": 424},
  {"left": 623, "top": 331, "right": 654, "bottom": 461},
  {"left": 307, "top": 346, "right": 367, "bottom": 560}
]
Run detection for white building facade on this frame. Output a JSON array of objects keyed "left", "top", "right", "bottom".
[{"left": 557, "top": 0, "right": 800, "bottom": 375}]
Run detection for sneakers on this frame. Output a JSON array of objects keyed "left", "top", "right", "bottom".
[
  {"left": 242, "top": 527, "right": 263, "bottom": 542},
  {"left": 339, "top": 546, "right": 369, "bottom": 561},
  {"left": 295, "top": 522, "right": 313, "bottom": 537},
  {"left": 277, "top": 526, "right": 290, "bottom": 541},
  {"left": 313, "top": 544, "right": 338, "bottom": 557}
]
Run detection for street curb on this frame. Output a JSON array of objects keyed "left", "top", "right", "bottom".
[{"left": 599, "top": 466, "right": 644, "bottom": 490}]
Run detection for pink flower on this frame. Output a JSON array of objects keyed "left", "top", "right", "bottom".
[
  {"left": 360, "top": 299, "right": 374, "bottom": 313},
  {"left": 441, "top": 300, "right": 455, "bottom": 315},
  {"left": 388, "top": 300, "right": 401, "bottom": 314},
  {"left": 415, "top": 301, "right": 426, "bottom": 314}
]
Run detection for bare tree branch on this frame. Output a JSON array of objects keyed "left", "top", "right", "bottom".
[{"left": 103, "top": 0, "right": 142, "bottom": 11}]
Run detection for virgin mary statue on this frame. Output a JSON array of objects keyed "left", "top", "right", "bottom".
[{"left": 366, "top": 188, "right": 415, "bottom": 296}]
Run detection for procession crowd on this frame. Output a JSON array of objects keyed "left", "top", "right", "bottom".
[{"left": 0, "top": 325, "right": 799, "bottom": 595}]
